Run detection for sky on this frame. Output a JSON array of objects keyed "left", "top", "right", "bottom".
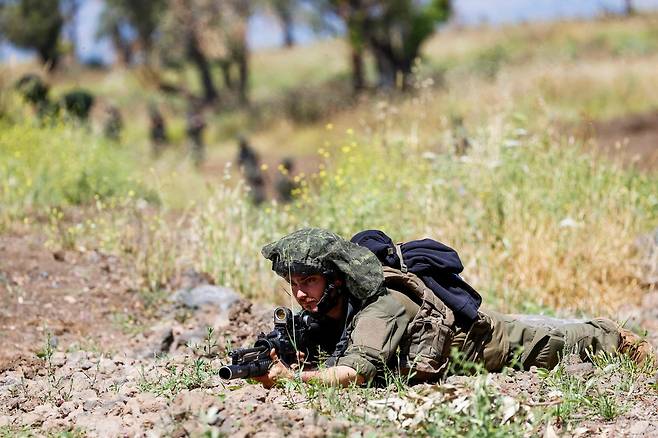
[{"left": 2, "top": 0, "right": 658, "bottom": 64}]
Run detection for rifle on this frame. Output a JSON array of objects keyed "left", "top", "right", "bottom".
[{"left": 218, "top": 306, "right": 321, "bottom": 380}]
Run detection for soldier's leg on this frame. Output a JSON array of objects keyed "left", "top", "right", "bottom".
[{"left": 501, "top": 314, "right": 620, "bottom": 370}]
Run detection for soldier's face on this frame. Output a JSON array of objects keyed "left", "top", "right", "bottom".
[{"left": 289, "top": 274, "right": 326, "bottom": 312}]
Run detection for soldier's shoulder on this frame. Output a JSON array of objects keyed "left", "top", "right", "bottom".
[{"left": 356, "top": 290, "right": 411, "bottom": 320}]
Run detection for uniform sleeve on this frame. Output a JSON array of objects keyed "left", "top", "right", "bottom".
[{"left": 335, "top": 294, "right": 411, "bottom": 382}]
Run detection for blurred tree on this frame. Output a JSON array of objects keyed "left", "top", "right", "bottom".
[
  {"left": 101, "top": 0, "right": 167, "bottom": 63},
  {"left": 158, "top": 0, "right": 251, "bottom": 105},
  {"left": 623, "top": 0, "right": 635, "bottom": 15},
  {"left": 270, "top": 0, "right": 297, "bottom": 47},
  {"left": 96, "top": 5, "right": 134, "bottom": 66},
  {"left": 0, "top": 0, "right": 64, "bottom": 70},
  {"left": 309, "top": 0, "right": 451, "bottom": 90}
]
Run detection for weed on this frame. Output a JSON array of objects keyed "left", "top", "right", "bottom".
[
  {"left": 537, "top": 349, "right": 657, "bottom": 427},
  {"left": 137, "top": 357, "right": 216, "bottom": 399},
  {"left": 35, "top": 333, "right": 74, "bottom": 404},
  {"left": 591, "top": 391, "right": 621, "bottom": 420}
]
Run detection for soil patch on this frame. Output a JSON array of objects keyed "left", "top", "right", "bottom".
[
  {"left": 0, "top": 233, "right": 142, "bottom": 369},
  {"left": 581, "top": 110, "right": 658, "bottom": 172}
]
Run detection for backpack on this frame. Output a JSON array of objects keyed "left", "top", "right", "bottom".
[
  {"left": 382, "top": 266, "right": 456, "bottom": 378},
  {"left": 351, "top": 230, "right": 482, "bottom": 328}
]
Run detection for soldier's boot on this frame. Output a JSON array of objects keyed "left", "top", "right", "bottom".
[{"left": 618, "top": 328, "right": 655, "bottom": 366}]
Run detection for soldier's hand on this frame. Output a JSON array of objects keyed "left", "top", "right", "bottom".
[
  {"left": 252, "top": 349, "right": 294, "bottom": 389},
  {"left": 294, "top": 350, "right": 306, "bottom": 366}
]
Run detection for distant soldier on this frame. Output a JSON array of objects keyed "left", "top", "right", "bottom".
[
  {"left": 149, "top": 103, "right": 168, "bottom": 158},
  {"left": 103, "top": 105, "right": 123, "bottom": 142},
  {"left": 236, "top": 137, "right": 266, "bottom": 205},
  {"left": 451, "top": 116, "right": 471, "bottom": 156},
  {"left": 186, "top": 101, "right": 206, "bottom": 167},
  {"left": 15, "top": 74, "right": 56, "bottom": 118},
  {"left": 61, "top": 89, "right": 95, "bottom": 122},
  {"left": 275, "top": 157, "right": 298, "bottom": 203}
]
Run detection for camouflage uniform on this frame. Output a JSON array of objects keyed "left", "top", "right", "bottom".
[{"left": 262, "top": 228, "right": 622, "bottom": 383}]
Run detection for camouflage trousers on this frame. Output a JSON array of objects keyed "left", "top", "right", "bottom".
[{"left": 452, "top": 309, "right": 621, "bottom": 371}]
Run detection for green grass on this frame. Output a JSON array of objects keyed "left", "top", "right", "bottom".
[
  {"left": 0, "top": 113, "right": 156, "bottom": 229},
  {"left": 537, "top": 351, "right": 656, "bottom": 427},
  {"left": 137, "top": 357, "right": 216, "bottom": 399}
]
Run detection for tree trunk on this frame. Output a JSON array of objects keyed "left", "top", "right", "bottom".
[
  {"left": 219, "top": 60, "right": 233, "bottom": 89},
  {"left": 237, "top": 49, "right": 249, "bottom": 105},
  {"left": 623, "top": 0, "right": 635, "bottom": 15},
  {"left": 111, "top": 24, "right": 133, "bottom": 66},
  {"left": 282, "top": 14, "right": 295, "bottom": 48},
  {"left": 371, "top": 45, "right": 397, "bottom": 89},
  {"left": 186, "top": 32, "right": 218, "bottom": 104},
  {"left": 370, "top": 37, "right": 416, "bottom": 90},
  {"left": 38, "top": 44, "right": 59, "bottom": 71},
  {"left": 350, "top": 45, "right": 365, "bottom": 92}
]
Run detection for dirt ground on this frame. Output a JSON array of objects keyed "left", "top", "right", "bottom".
[
  {"left": 0, "top": 233, "right": 143, "bottom": 369},
  {"left": 581, "top": 111, "right": 658, "bottom": 173}
]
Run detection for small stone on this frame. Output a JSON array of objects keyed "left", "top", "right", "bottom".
[
  {"left": 0, "top": 415, "right": 11, "bottom": 427},
  {"left": 76, "top": 414, "right": 122, "bottom": 436},
  {"left": 83, "top": 397, "right": 101, "bottom": 412},
  {"left": 564, "top": 362, "right": 594, "bottom": 376},
  {"left": 53, "top": 250, "right": 66, "bottom": 262},
  {"left": 33, "top": 404, "right": 56, "bottom": 419},
  {"left": 135, "top": 392, "right": 166, "bottom": 413},
  {"left": 19, "top": 397, "right": 39, "bottom": 412},
  {"left": 20, "top": 412, "right": 42, "bottom": 427},
  {"left": 51, "top": 352, "right": 67, "bottom": 367},
  {"left": 78, "top": 388, "right": 97, "bottom": 400},
  {"left": 59, "top": 401, "right": 77, "bottom": 417},
  {"left": 80, "top": 360, "right": 94, "bottom": 370},
  {"left": 71, "top": 372, "right": 90, "bottom": 392},
  {"left": 630, "top": 421, "right": 649, "bottom": 435},
  {"left": 42, "top": 418, "right": 68, "bottom": 431},
  {"left": 5, "top": 397, "right": 19, "bottom": 410},
  {"left": 98, "top": 358, "right": 117, "bottom": 374}
]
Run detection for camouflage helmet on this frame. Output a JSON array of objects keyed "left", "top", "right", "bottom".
[{"left": 261, "top": 228, "right": 385, "bottom": 301}]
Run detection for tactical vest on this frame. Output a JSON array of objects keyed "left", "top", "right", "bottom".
[{"left": 382, "top": 266, "right": 456, "bottom": 378}]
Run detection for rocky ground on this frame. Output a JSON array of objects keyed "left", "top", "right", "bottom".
[{"left": 1, "top": 227, "right": 657, "bottom": 437}]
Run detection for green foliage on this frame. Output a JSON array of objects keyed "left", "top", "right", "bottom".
[
  {"left": 538, "top": 351, "right": 656, "bottom": 427},
  {"left": 318, "top": 0, "right": 452, "bottom": 87},
  {"left": 0, "top": 116, "right": 154, "bottom": 224},
  {"left": 103, "top": 0, "right": 166, "bottom": 53},
  {"left": 0, "top": 0, "right": 63, "bottom": 69}
]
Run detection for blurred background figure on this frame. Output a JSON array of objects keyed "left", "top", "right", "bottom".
[
  {"left": 103, "top": 104, "right": 123, "bottom": 142},
  {"left": 236, "top": 136, "right": 266, "bottom": 205},
  {"left": 14, "top": 74, "right": 55, "bottom": 119},
  {"left": 149, "top": 103, "right": 168, "bottom": 158},
  {"left": 451, "top": 115, "right": 471, "bottom": 157},
  {"left": 60, "top": 89, "right": 95, "bottom": 122},
  {"left": 275, "top": 157, "right": 298, "bottom": 203},
  {"left": 186, "top": 100, "right": 206, "bottom": 167}
]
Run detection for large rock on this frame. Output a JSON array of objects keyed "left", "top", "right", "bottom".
[{"left": 172, "top": 285, "right": 240, "bottom": 311}]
